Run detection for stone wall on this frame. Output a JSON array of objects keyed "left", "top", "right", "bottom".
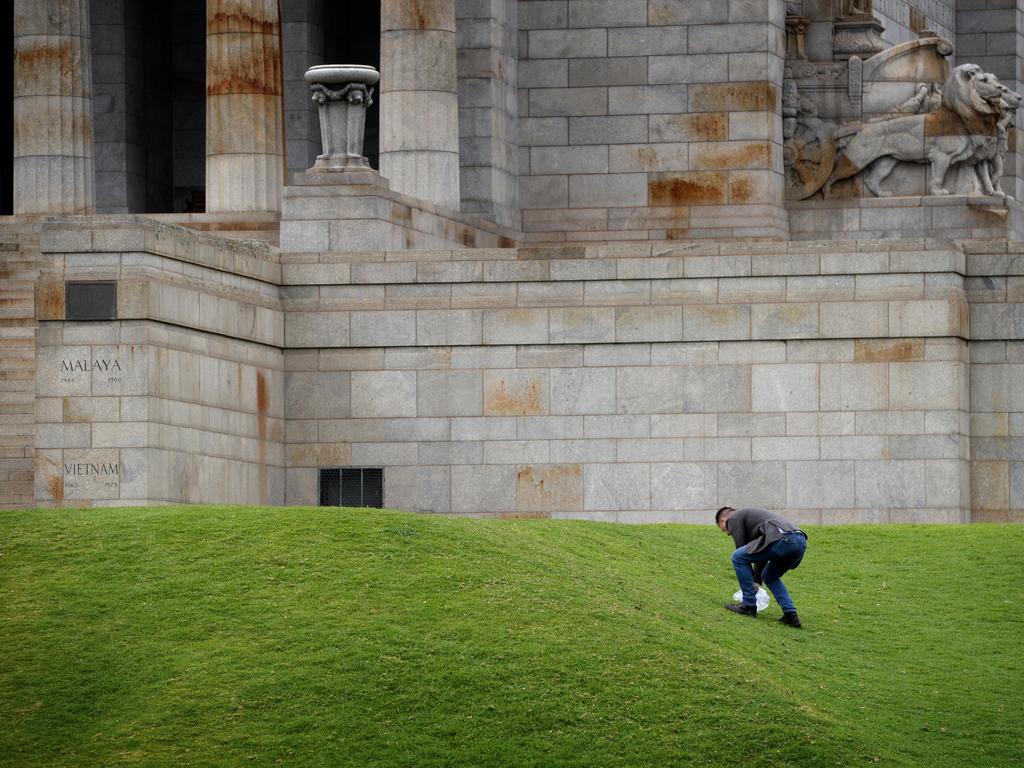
[
  {"left": 966, "top": 239, "right": 1024, "bottom": 521},
  {"left": 0, "top": 234, "right": 38, "bottom": 508},
  {"left": 7, "top": 217, "right": 1022, "bottom": 522},
  {"left": 790, "top": 195, "right": 1024, "bottom": 242},
  {"left": 30, "top": 220, "right": 285, "bottom": 506},
  {"left": 955, "top": 0, "right": 1024, "bottom": 201},
  {"left": 517, "top": 0, "right": 788, "bottom": 243},
  {"left": 281, "top": 175, "right": 518, "bottom": 252},
  {"left": 281, "top": 238, "right": 973, "bottom": 523},
  {"left": 874, "top": 0, "right": 956, "bottom": 46},
  {"left": 457, "top": 0, "right": 519, "bottom": 228}
]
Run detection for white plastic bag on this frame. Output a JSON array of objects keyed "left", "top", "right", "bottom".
[{"left": 732, "top": 587, "right": 770, "bottom": 612}]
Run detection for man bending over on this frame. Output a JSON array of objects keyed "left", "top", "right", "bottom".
[{"left": 716, "top": 506, "right": 807, "bottom": 628}]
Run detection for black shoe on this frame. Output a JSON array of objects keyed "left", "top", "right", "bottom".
[
  {"left": 724, "top": 602, "right": 757, "bottom": 617},
  {"left": 778, "top": 611, "right": 802, "bottom": 628}
]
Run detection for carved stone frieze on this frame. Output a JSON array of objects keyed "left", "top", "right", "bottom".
[
  {"left": 311, "top": 82, "right": 375, "bottom": 107},
  {"left": 785, "top": 14, "right": 810, "bottom": 62},
  {"left": 825, "top": 64, "right": 1019, "bottom": 198},
  {"left": 839, "top": 0, "right": 872, "bottom": 16},
  {"left": 783, "top": 80, "right": 837, "bottom": 200},
  {"left": 833, "top": 17, "right": 886, "bottom": 61}
]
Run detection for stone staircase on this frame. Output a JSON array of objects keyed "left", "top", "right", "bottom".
[{"left": 0, "top": 237, "right": 39, "bottom": 508}]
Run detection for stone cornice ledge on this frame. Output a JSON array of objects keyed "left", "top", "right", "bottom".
[{"left": 38, "top": 216, "right": 282, "bottom": 285}]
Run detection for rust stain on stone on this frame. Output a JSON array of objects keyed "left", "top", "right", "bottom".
[
  {"left": 484, "top": 378, "right": 546, "bottom": 416},
  {"left": 655, "top": 113, "right": 728, "bottom": 142},
  {"left": 208, "top": 3, "right": 277, "bottom": 35},
  {"left": 47, "top": 474, "right": 63, "bottom": 502},
  {"left": 256, "top": 370, "right": 270, "bottom": 414},
  {"left": 908, "top": 8, "right": 925, "bottom": 32},
  {"left": 649, "top": 173, "right": 727, "bottom": 206},
  {"left": 693, "top": 142, "right": 771, "bottom": 171},
  {"left": 63, "top": 398, "right": 87, "bottom": 423},
  {"left": 36, "top": 283, "right": 64, "bottom": 320},
  {"left": 14, "top": 40, "right": 76, "bottom": 88},
  {"left": 666, "top": 228, "right": 689, "bottom": 240},
  {"left": 394, "top": 0, "right": 444, "bottom": 31},
  {"left": 690, "top": 82, "right": 778, "bottom": 113},
  {"left": 408, "top": 0, "right": 429, "bottom": 30},
  {"left": 855, "top": 339, "right": 924, "bottom": 363},
  {"left": 458, "top": 226, "right": 476, "bottom": 248},
  {"left": 516, "top": 464, "right": 583, "bottom": 513},
  {"left": 392, "top": 203, "right": 413, "bottom": 227},
  {"left": 499, "top": 236, "right": 516, "bottom": 248},
  {"left": 206, "top": 3, "right": 281, "bottom": 98},
  {"left": 647, "top": 2, "right": 678, "bottom": 26},
  {"left": 729, "top": 176, "right": 755, "bottom": 203},
  {"left": 207, "top": 72, "right": 281, "bottom": 97}
]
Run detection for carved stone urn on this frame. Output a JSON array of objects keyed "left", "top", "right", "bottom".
[{"left": 304, "top": 65, "right": 380, "bottom": 172}]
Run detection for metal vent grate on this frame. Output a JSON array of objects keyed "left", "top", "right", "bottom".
[
  {"left": 319, "top": 468, "right": 340, "bottom": 506},
  {"left": 320, "top": 467, "right": 383, "bottom": 508},
  {"left": 66, "top": 282, "right": 117, "bottom": 321}
]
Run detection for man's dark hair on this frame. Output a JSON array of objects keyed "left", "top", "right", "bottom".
[{"left": 715, "top": 506, "right": 734, "bottom": 525}]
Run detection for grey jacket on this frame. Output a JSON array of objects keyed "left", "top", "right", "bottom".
[{"left": 726, "top": 507, "right": 803, "bottom": 555}]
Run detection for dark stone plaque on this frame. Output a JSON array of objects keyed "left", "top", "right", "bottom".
[{"left": 65, "top": 282, "right": 118, "bottom": 321}]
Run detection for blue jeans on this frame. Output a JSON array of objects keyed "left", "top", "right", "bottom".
[{"left": 732, "top": 534, "right": 807, "bottom": 614}]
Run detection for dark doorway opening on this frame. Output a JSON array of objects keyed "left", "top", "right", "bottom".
[
  {"left": 89, "top": 0, "right": 204, "bottom": 213},
  {"left": 324, "top": 2, "right": 380, "bottom": 170},
  {"left": 1, "top": 5, "right": 12, "bottom": 215}
]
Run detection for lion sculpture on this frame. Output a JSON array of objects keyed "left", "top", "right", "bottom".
[
  {"left": 824, "top": 64, "right": 1006, "bottom": 197},
  {"left": 990, "top": 83, "right": 1022, "bottom": 197}
]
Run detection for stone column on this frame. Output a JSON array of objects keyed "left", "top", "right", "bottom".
[
  {"left": 205, "top": 0, "right": 284, "bottom": 214},
  {"left": 379, "top": 0, "right": 461, "bottom": 209},
  {"left": 13, "top": 0, "right": 95, "bottom": 214},
  {"left": 456, "top": 0, "right": 518, "bottom": 228}
]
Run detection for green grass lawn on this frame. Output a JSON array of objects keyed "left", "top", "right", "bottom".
[{"left": 1, "top": 506, "right": 1021, "bottom": 767}]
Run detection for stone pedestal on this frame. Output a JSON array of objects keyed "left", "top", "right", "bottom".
[
  {"left": 379, "top": 0, "right": 461, "bottom": 210},
  {"left": 305, "top": 65, "right": 379, "bottom": 174},
  {"left": 833, "top": 14, "right": 886, "bottom": 61},
  {"left": 205, "top": 0, "right": 284, "bottom": 214},
  {"left": 281, "top": 172, "right": 516, "bottom": 253},
  {"left": 13, "top": 0, "right": 95, "bottom": 214},
  {"left": 789, "top": 195, "right": 1024, "bottom": 241}
]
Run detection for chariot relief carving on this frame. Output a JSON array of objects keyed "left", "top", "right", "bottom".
[{"left": 780, "top": 2, "right": 1021, "bottom": 202}]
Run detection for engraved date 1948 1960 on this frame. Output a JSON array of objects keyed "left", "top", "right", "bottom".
[{"left": 60, "top": 358, "right": 123, "bottom": 384}]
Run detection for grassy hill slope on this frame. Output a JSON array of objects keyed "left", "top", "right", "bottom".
[{"left": 1, "top": 506, "right": 1021, "bottom": 767}]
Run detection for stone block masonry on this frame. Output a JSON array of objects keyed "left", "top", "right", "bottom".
[
  {"left": 0, "top": 240, "right": 39, "bottom": 508},
  {"left": 280, "top": 235, "right": 982, "bottom": 524},
  {"left": 518, "top": 0, "right": 789, "bottom": 243},
  {"left": 8, "top": 216, "right": 1023, "bottom": 523},
  {"left": 28, "top": 219, "right": 285, "bottom": 507}
]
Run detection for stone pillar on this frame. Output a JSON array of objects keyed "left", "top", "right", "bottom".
[
  {"left": 13, "top": 0, "right": 95, "bottom": 214},
  {"left": 456, "top": 0, "right": 518, "bottom": 228},
  {"left": 205, "top": 0, "right": 284, "bottom": 214},
  {"left": 379, "top": 0, "right": 461, "bottom": 209}
]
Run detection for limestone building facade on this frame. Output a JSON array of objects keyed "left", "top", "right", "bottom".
[{"left": 1, "top": 0, "right": 1022, "bottom": 524}]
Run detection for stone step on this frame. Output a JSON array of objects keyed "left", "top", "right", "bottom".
[{"left": 0, "top": 282, "right": 34, "bottom": 291}]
